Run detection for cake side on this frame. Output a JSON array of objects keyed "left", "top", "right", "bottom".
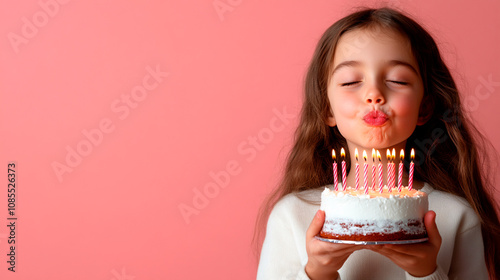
[{"left": 319, "top": 186, "right": 428, "bottom": 241}]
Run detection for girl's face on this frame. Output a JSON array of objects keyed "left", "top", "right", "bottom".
[{"left": 327, "top": 27, "right": 425, "bottom": 151}]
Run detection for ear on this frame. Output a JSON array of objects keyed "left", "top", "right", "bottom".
[
  {"left": 326, "top": 110, "right": 336, "bottom": 127},
  {"left": 417, "top": 98, "right": 433, "bottom": 125}
]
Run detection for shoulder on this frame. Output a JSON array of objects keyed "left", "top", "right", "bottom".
[
  {"left": 422, "top": 183, "right": 480, "bottom": 232},
  {"left": 272, "top": 188, "right": 321, "bottom": 213},
  {"left": 268, "top": 188, "right": 322, "bottom": 227}
]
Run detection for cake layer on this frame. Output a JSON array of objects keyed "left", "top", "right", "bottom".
[
  {"left": 319, "top": 228, "right": 428, "bottom": 241},
  {"left": 320, "top": 218, "right": 426, "bottom": 239}
]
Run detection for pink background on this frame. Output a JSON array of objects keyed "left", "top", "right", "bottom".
[{"left": 1, "top": 0, "right": 499, "bottom": 279}]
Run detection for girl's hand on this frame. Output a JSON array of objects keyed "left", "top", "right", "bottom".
[
  {"left": 305, "top": 210, "right": 359, "bottom": 280},
  {"left": 368, "top": 211, "right": 442, "bottom": 277}
]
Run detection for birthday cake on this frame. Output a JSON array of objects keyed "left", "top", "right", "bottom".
[{"left": 319, "top": 186, "right": 428, "bottom": 241}]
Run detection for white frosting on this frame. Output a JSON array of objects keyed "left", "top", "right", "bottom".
[
  {"left": 320, "top": 186, "right": 428, "bottom": 235},
  {"left": 320, "top": 187, "right": 427, "bottom": 221}
]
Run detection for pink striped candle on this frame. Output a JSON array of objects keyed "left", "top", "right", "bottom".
[
  {"left": 386, "top": 149, "right": 393, "bottom": 192},
  {"left": 408, "top": 149, "right": 415, "bottom": 190},
  {"left": 388, "top": 163, "right": 392, "bottom": 192},
  {"left": 387, "top": 150, "right": 395, "bottom": 192},
  {"left": 392, "top": 149, "right": 396, "bottom": 191},
  {"left": 398, "top": 149, "right": 404, "bottom": 192},
  {"left": 332, "top": 149, "right": 338, "bottom": 191},
  {"left": 377, "top": 150, "right": 383, "bottom": 193},
  {"left": 341, "top": 148, "right": 347, "bottom": 191},
  {"left": 371, "top": 149, "right": 376, "bottom": 190},
  {"left": 355, "top": 148, "right": 360, "bottom": 190},
  {"left": 363, "top": 150, "right": 368, "bottom": 194}
]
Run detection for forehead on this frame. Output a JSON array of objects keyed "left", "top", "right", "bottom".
[{"left": 332, "top": 27, "right": 417, "bottom": 72}]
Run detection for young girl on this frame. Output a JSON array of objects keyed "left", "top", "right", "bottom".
[{"left": 255, "top": 7, "right": 500, "bottom": 280}]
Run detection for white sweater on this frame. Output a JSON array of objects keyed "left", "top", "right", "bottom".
[{"left": 257, "top": 183, "right": 489, "bottom": 280}]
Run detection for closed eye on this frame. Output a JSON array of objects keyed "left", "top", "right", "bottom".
[
  {"left": 388, "top": 80, "right": 408, "bottom": 85},
  {"left": 341, "top": 81, "right": 360, "bottom": 87}
]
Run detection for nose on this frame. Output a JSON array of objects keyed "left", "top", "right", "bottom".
[{"left": 365, "top": 85, "right": 385, "bottom": 104}]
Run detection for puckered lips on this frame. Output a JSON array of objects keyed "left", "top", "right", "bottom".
[{"left": 363, "top": 110, "right": 388, "bottom": 126}]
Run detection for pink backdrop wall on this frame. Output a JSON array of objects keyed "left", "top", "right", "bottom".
[{"left": 1, "top": 0, "right": 499, "bottom": 279}]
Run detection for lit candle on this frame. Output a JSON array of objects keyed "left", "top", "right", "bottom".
[
  {"left": 341, "top": 148, "right": 347, "bottom": 191},
  {"left": 355, "top": 148, "right": 360, "bottom": 190},
  {"left": 408, "top": 149, "right": 415, "bottom": 190},
  {"left": 378, "top": 150, "right": 383, "bottom": 193},
  {"left": 392, "top": 148, "right": 396, "bottom": 191},
  {"left": 371, "top": 149, "right": 376, "bottom": 190},
  {"left": 387, "top": 149, "right": 393, "bottom": 192},
  {"left": 363, "top": 150, "right": 368, "bottom": 194},
  {"left": 398, "top": 149, "right": 404, "bottom": 192},
  {"left": 332, "top": 149, "right": 338, "bottom": 191}
]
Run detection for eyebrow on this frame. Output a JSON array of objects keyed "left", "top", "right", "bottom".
[
  {"left": 331, "top": 60, "right": 360, "bottom": 75},
  {"left": 331, "top": 60, "right": 419, "bottom": 75}
]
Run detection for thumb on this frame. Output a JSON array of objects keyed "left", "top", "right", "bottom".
[
  {"left": 306, "top": 210, "right": 325, "bottom": 239},
  {"left": 424, "top": 210, "right": 441, "bottom": 247}
]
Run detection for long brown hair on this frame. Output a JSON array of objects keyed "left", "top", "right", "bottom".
[{"left": 253, "top": 7, "right": 500, "bottom": 279}]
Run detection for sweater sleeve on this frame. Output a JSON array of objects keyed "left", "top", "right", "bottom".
[
  {"left": 447, "top": 223, "right": 488, "bottom": 279},
  {"left": 412, "top": 187, "right": 489, "bottom": 280},
  {"left": 256, "top": 198, "right": 311, "bottom": 280},
  {"left": 406, "top": 220, "right": 488, "bottom": 280},
  {"left": 405, "top": 266, "right": 448, "bottom": 280},
  {"left": 406, "top": 187, "right": 488, "bottom": 280}
]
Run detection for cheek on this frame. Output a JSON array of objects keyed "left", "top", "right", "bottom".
[
  {"left": 392, "top": 96, "right": 421, "bottom": 120},
  {"left": 332, "top": 95, "right": 359, "bottom": 118}
]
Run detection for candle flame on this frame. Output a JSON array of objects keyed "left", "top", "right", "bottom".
[
  {"left": 372, "top": 148, "right": 376, "bottom": 162},
  {"left": 355, "top": 148, "right": 359, "bottom": 161},
  {"left": 332, "top": 149, "right": 336, "bottom": 161},
  {"left": 363, "top": 150, "right": 367, "bottom": 162},
  {"left": 411, "top": 148, "right": 415, "bottom": 161},
  {"left": 400, "top": 149, "right": 404, "bottom": 161},
  {"left": 377, "top": 150, "right": 382, "bottom": 162},
  {"left": 341, "top": 148, "right": 345, "bottom": 159},
  {"left": 386, "top": 149, "right": 391, "bottom": 162},
  {"left": 392, "top": 148, "right": 396, "bottom": 161}
]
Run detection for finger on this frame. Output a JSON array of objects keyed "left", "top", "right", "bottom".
[
  {"left": 324, "top": 243, "right": 361, "bottom": 255},
  {"left": 306, "top": 210, "right": 325, "bottom": 240},
  {"left": 424, "top": 211, "right": 442, "bottom": 247},
  {"left": 376, "top": 243, "right": 428, "bottom": 259},
  {"left": 364, "top": 245, "right": 380, "bottom": 252},
  {"left": 374, "top": 245, "right": 416, "bottom": 261}
]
